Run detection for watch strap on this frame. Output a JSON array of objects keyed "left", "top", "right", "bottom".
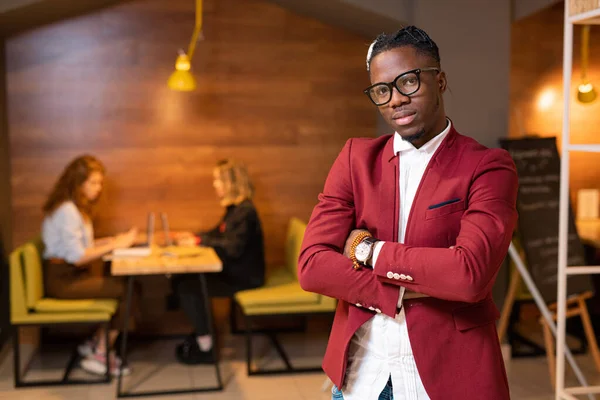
[
  {"left": 361, "top": 236, "right": 378, "bottom": 267},
  {"left": 349, "top": 231, "right": 373, "bottom": 270}
]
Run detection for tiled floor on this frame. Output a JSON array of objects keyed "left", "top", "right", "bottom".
[{"left": 0, "top": 332, "right": 598, "bottom": 399}]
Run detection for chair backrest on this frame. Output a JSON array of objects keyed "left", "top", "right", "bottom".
[
  {"left": 9, "top": 246, "right": 29, "bottom": 321},
  {"left": 22, "top": 239, "right": 45, "bottom": 310},
  {"left": 285, "top": 218, "right": 307, "bottom": 279}
]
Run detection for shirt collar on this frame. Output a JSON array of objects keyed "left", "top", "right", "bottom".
[{"left": 393, "top": 118, "right": 451, "bottom": 155}]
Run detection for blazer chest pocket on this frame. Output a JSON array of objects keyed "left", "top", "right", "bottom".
[{"left": 425, "top": 199, "right": 465, "bottom": 220}]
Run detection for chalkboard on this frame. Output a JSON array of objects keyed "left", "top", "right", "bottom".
[{"left": 500, "top": 137, "right": 593, "bottom": 303}]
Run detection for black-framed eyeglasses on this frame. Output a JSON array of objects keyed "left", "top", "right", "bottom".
[{"left": 363, "top": 67, "right": 440, "bottom": 106}]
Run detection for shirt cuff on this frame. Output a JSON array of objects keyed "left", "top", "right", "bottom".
[
  {"left": 371, "top": 241, "right": 385, "bottom": 269},
  {"left": 397, "top": 286, "right": 406, "bottom": 308}
]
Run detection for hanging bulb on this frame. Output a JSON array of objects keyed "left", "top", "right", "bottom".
[
  {"left": 577, "top": 25, "right": 596, "bottom": 104},
  {"left": 578, "top": 83, "right": 597, "bottom": 103},
  {"left": 167, "top": 51, "right": 196, "bottom": 92}
]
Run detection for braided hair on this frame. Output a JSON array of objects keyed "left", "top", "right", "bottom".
[{"left": 366, "top": 26, "right": 440, "bottom": 72}]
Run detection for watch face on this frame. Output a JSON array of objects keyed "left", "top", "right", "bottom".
[{"left": 355, "top": 241, "right": 371, "bottom": 262}]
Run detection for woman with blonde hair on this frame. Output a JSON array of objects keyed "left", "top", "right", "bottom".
[
  {"left": 42, "top": 155, "right": 137, "bottom": 376},
  {"left": 173, "top": 159, "right": 265, "bottom": 365}
]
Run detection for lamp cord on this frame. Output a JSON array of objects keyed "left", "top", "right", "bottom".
[
  {"left": 581, "top": 25, "right": 590, "bottom": 82},
  {"left": 187, "top": 0, "right": 203, "bottom": 59}
]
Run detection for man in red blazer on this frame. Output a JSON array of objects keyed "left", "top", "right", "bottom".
[{"left": 298, "top": 26, "right": 518, "bottom": 400}]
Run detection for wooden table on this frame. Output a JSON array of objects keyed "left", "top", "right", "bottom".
[
  {"left": 111, "top": 246, "right": 222, "bottom": 276},
  {"left": 111, "top": 246, "right": 223, "bottom": 398}
]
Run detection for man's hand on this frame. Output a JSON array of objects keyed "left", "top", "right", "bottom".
[{"left": 343, "top": 229, "right": 371, "bottom": 257}]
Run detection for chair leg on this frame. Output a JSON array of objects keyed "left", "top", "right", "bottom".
[
  {"left": 245, "top": 314, "right": 253, "bottom": 375},
  {"left": 266, "top": 333, "right": 293, "bottom": 371},
  {"left": 12, "top": 322, "right": 113, "bottom": 388},
  {"left": 13, "top": 327, "right": 21, "bottom": 388},
  {"left": 540, "top": 318, "right": 556, "bottom": 389},
  {"left": 105, "top": 322, "right": 110, "bottom": 383},
  {"left": 241, "top": 312, "right": 328, "bottom": 376},
  {"left": 230, "top": 299, "right": 240, "bottom": 334},
  {"left": 61, "top": 348, "right": 80, "bottom": 383},
  {"left": 578, "top": 297, "right": 600, "bottom": 373}
]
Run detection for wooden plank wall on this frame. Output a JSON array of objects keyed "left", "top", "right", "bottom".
[
  {"left": 510, "top": 2, "right": 600, "bottom": 207},
  {"left": 0, "top": 39, "right": 13, "bottom": 345},
  {"left": 5, "top": 0, "right": 375, "bottom": 331},
  {"left": 0, "top": 40, "right": 10, "bottom": 255}
]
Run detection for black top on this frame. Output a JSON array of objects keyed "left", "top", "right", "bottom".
[{"left": 197, "top": 199, "right": 265, "bottom": 289}]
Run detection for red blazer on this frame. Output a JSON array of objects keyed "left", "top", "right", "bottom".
[{"left": 298, "top": 126, "right": 518, "bottom": 399}]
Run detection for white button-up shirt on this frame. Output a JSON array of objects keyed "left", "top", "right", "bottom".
[{"left": 342, "top": 120, "right": 451, "bottom": 400}]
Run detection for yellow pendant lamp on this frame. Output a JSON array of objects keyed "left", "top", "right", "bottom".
[
  {"left": 168, "top": 0, "right": 203, "bottom": 91},
  {"left": 577, "top": 25, "right": 596, "bottom": 104}
]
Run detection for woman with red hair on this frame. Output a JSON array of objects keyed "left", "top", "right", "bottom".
[{"left": 42, "top": 155, "right": 137, "bottom": 377}]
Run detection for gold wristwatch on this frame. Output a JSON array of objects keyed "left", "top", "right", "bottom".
[{"left": 349, "top": 231, "right": 374, "bottom": 270}]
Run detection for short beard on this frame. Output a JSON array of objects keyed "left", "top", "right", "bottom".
[
  {"left": 402, "top": 129, "right": 426, "bottom": 143},
  {"left": 402, "top": 96, "right": 440, "bottom": 144}
]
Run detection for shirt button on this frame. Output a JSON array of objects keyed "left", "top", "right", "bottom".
[
  {"left": 368, "top": 306, "right": 375, "bottom": 311},
  {"left": 375, "top": 308, "right": 382, "bottom": 313},
  {"left": 356, "top": 303, "right": 362, "bottom": 307},
  {"left": 393, "top": 273, "right": 401, "bottom": 280},
  {"left": 406, "top": 275, "right": 414, "bottom": 281},
  {"left": 386, "top": 271, "right": 394, "bottom": 279},
  {"left": 399, "top": 274, "right": 407, "bottom": 280}
]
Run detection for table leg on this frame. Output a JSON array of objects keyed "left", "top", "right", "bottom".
[
  {"left": 115, "top": 273, "right": 224, "bottom": 397},
  {"left": 197, "top": 273, "right": 224, "bottom": 390},
  {"left": 117, "top": 275, "right": 135, "bottom": 398}
]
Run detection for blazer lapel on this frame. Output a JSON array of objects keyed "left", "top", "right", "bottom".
[
  {"left": 404, "top": 126, "right": 459, "bottom": 245},
  {"left": 377, "top": 136, "right": 399, "bottom": 243},
  {"left": 348, "top": 136, "right": 399, "bottom": 332}
]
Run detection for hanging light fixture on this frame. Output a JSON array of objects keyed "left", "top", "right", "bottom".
[
  {"left": 577, "top": 25, "right": 596, "bottom": 103},
  {"left": 167, "top": 0, "right": 203, "bottom": 91}
]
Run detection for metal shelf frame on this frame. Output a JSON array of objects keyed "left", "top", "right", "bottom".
[{"left": 558, "top": 1, "right": 600, "bottom": 398}]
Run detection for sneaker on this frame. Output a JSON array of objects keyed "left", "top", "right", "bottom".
[
  {"left": 175, "top": 336, "right": 215, "bottom": 365},
  {"left": 77, "top": 339, "right": 96, "bottom": 358},
  {"left": 81, "top": 351, "right": 131, "bottom": 377}
]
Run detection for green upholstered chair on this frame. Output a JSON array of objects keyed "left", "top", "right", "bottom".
[
  {"left": 10, "top": 238, "right": 118, "bottom": 387},
  {"left": 233, "top": 218, "right": 337, "bottom": 376}
]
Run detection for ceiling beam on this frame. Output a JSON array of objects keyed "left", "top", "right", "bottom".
[
  {"left": 0, "top": 0, "right": 130, "bottom": 38},
  {"left": 512, "top": 0, "right": 562, "bottom": 21},
  {"left": 267, "top": 0, "right": 406, "bottom": 39},
  {"left": 0, "top": 0, "right": 41, "bottom": 14},
  {"left": 0, "top": 0, "right": 406, "bottom": 40}
]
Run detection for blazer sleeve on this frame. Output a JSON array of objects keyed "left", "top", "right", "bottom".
[
  {"left": 373, "top": 148, "right": 519, "bottom": 303},
  {"left": 298, "top": 139, "right": 400, "bottom": 318},
  {"left": 200, "top": 205, "right": 254, "bottom": 260}
]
